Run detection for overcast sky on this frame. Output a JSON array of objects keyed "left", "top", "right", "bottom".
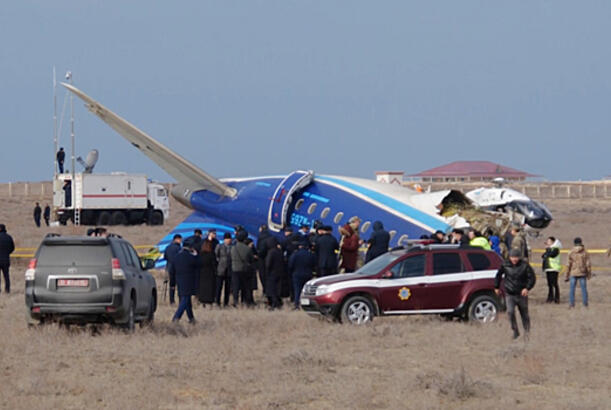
[{"left": 1, "top": 1, "right": 610, "bottom": 183}]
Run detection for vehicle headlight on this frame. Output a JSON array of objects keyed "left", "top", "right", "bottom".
[{"left": 315, "top": 285, "right": 330, "bottom": 296}]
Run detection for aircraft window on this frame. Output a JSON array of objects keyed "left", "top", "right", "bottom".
[
  {"left": 295, "top": 199, "right": 305, "bottom": 210},
  {"left": 361, "top": 221, "right": 371, "bottom": 233},
  {"left": 333, "top": 212, "right": 344, "bottom": 224},
  {"left": 398, "top": 234, "right": 410, "bottom": 247},
  {"left": 389, "top": 230, "right": 397, "bottom": 241},
  {"left": 321, "top": 207, "right": 330, "bottom": 219},
  {"left": 307, "top": 203, "right": 317, "bottom": 215}
]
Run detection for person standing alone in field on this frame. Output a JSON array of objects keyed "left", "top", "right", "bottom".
[
  {"left": 33, "top": 203, "right": 42, "bottom": 228},
  {"left": 495, "top": 248, "right": 536, "bottom": 340},
  {"left": 43, "top": 204, "right": 51, "bottom": 226},
  {"left": 542, "top": 236, "right": 562, "bottom": 304},
  {"left": 565, "top": 237, "right": 592, "bottom": 308},
  {"left": 0, "top": 224, "right": 15, "bottom": 294}
]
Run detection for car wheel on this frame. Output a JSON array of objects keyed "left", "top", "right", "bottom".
[
  {"left": 468, "top": 294, "right": 499, "bottom": 323},
  {"left": 340, "top": 296, "right": 374, "bottom": 325},
  {"left": 97, "top": 211, "right": 111, "bottom": 226},
  {"left": 140, "top": 292, "right": 156, "bottom": 328},
  {"left": 110, "top": 211, "right": 127, "bottom": 226},
  {"left": 123, "top": 298, "right": 136, "bottom": 332},
  {"left": 150, "top": 211, "right": 163, "bottom": 226}
]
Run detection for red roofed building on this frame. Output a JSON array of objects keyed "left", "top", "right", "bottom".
[{"left": 407, "top": 161, "right": 539, "bottom": 183}]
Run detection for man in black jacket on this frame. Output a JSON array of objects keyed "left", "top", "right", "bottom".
[
  {"left": 314, "top": 226, "right": 339, "bottom": 277},
  {"left": 0, "top": 224, "right": 15, "bottom": 293},
  {"left": 172, "top": 238, "right": 201, "bottom": 324},
  {"left": 56, "top": 147, "right": 65, "bottom": 173},
  {"left": 365, "top": 221, "right": 390, "bottom": 263},
  {"left": 163, "top": 234, "right": 182, "bottom": 305},
  {"left": 43, "top": 204, "right": 51, "bottom": 226},
  {"left": 495, "top": 248, "right": 536, "bottom": 339},
  {"left": 33, "top": 203, "right": 42, "bottom": 227}
]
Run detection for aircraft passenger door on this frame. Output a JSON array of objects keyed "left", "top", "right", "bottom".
[{"left": 378, "top": 254, "right": 427, "bottom": 312}]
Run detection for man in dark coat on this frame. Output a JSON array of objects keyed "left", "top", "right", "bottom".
[
  {"left": 495, "top": 248, "right": 536, "bottom": 339},
  {"left": 33, "top": 203, "right": 42, "bottom": 227},
  {"left": 265, "top": 237, "right": 285, "bottom": 309},
  {"left": 56, "top": 147, "right": 65, "bottom": 173},
  {"left": 186, "top": 229, "right": 204, "bottom": 254},
  {"left": 288, "top": 238, "right": 315, "bottom": 309},
  {"left": 365, "top": 221, "right": 390, "bottom": 263},
  {"left": 280, "top": 227, "right": 299, "bottom": 300},
  {"left": 163, "top": 234, "right": 182, "bottom": 304},
  {"left": 214, "top": 232, "right": 233, "bottom": 306},
  {"left": 0, "top": 224, "right": 15, "bottom": 293},
  {"left": 172, "top": 238, "right": 201, "bottom": 323},
  {"left": 256, "top": 224, "right": 272, "bottom": 294},
  {"left": 43, "top": 204, "right": 51, "bottom": 226},
  {"left": 197, "top": 239, "right": 217, "bottom": 305},
  {"left": 315, "top": 226, "right": 339, "bottom": 277},
  {"left": 231, "top": 230, "right": 255, "bottom": 306}
]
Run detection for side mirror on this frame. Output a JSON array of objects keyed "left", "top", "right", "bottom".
[
  {"left": 142, "top": 258, "right": 156, "bottom": 270},
  {"left": 381, "top": 271, "right": 393, "bottom": 279}
]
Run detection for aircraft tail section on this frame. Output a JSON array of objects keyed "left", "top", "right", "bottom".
[{"left": 62, "top": 83, "right": 236, "bottom": 198}]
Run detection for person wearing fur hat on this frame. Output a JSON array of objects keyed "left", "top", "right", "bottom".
[
  {"left": 542, "top": 236, "right": 562, "bottom": 303},
  {"left": 339, "top": 216, "right": 362, "bottom": 273},
  {"left": 565, "top": 237, "right": 592, "bottom": 308},
  {"left": 494, "top": 248, "right": 536, "bottom": 340}
]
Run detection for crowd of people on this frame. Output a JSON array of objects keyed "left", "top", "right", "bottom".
[{"left": 164, "top": 218, "right": 393, "bottom": 323}]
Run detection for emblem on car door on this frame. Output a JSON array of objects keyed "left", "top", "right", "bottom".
[{"left": 398, "top": 287, "right": 411, "bottom": 301}]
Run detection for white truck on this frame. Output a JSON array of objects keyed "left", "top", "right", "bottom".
[{"left": 53, "top": 173, "right": 170, "bottom": 226}]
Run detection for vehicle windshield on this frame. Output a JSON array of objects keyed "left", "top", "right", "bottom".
[{"left": 354, "top": 252, "right": 400, "bottom": 275}]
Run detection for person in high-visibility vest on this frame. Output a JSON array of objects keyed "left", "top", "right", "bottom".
[
  {"left": 542, "top": 236, "right": 562, "bottom": 304},
  {"left": 467, "top": 229, "right": 491, "bottom": 251}
]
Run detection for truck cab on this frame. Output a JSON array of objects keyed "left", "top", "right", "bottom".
[{"left": 147, "top": 183, "right": 170, "bottom": 223}]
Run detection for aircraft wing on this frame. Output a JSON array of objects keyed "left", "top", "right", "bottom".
[{"left": 62, "top": 83, "right": 236, "bottom": 198}]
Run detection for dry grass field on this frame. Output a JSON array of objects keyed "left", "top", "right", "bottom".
[{"left": 0, "top": 183, "right": 609, "bottom": 409}]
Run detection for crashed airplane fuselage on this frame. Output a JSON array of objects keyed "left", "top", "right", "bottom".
[{"left": 63, "top": 83, "right": 509, "bottom": 252}]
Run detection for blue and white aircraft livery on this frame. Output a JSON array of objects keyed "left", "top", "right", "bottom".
[{"left": 63, "top": 84, "right": 543, "bottom": 263}]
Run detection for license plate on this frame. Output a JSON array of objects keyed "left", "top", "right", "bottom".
[
  {"left": 57, "top": 279, "right": 89, "bottom": 287},
  {"left": 300, "top": 298, "right": 310, "bottom": 306}
]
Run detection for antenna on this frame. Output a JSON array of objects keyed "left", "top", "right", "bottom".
[
  {"left": 53, "top": 67, "right": 57, "bottom": 177},
  {"left": 67, "top": 70, "right": 75, "bottom": 211},
  {"left": 77, "top": 149, "right": 99, "bottom": 173}
]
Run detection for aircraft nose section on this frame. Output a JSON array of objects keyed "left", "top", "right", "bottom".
[{"left": 524, "top": 200, "right": 553, "bottom": 229}]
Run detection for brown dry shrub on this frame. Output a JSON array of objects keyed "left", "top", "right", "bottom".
[{"left": 416, "top": 367, "right": 492, "bottom": 401}]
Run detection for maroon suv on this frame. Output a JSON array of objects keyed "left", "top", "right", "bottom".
[{"left": 300, "top": 244, "right": 503, "bottom": 325}]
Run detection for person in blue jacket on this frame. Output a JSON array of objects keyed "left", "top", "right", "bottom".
[
  {"left": 172, "top": 238, "right": 201, "bottom": 324},
  {"left": 365, "top": 221, "right": 390, "bottom": 263},
  {"left": 163, "top": 234, "right": 182, "bottom": 304},
  {"left": 289, "top": 238, "right": 316, "bottom": 309}
]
